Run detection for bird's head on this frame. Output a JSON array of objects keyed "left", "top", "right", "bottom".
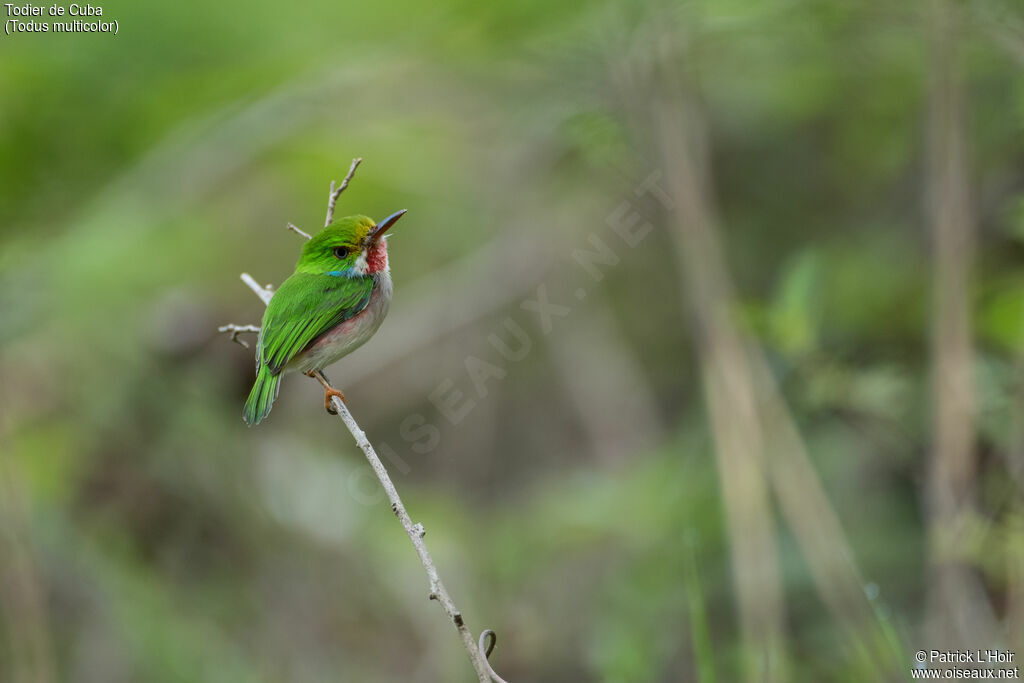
[{"left": 297, "top": 210, "right": 407, "bottom": 277}]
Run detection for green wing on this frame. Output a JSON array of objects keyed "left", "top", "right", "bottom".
[{"left": 258, "top": 272, "right": 374, "bottom": 375}]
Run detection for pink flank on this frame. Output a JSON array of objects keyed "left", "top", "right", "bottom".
[{"left": 285, "top": 265, "right": 394, "bottom": 375}]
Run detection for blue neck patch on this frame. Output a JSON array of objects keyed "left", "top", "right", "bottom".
[{"left": 325, "top": 270, "right": 350, "bottom": 278}]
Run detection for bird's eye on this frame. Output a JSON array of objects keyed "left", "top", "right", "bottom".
[{"left": 333, "top": 246, "right": 350, "bottom": 259}]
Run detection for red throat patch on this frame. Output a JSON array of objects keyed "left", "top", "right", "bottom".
[{"left": 366, "top": 239, "right": 389, "bottom": 273}]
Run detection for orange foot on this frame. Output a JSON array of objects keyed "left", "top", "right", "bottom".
[
  {"left": 323, "top": 386, "right": 346, "bottom": 414},
  {"left": 306, "top": 370, "right": 346, "bottom": 415}
]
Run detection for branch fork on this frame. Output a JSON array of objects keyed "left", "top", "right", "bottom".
[{"left": 219, "top": 158, "right": 508, "bottom": 682}]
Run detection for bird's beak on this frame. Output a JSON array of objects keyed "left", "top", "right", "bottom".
[{"left": 369, "top": 209, "right": 407, "bottom": 241}]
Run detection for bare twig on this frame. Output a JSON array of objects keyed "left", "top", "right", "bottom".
[
  {"left": 227, "top": 168, "right": 507, "bottom": 683},
  {"left": 286, "top": 222, "right": 312, "bottom": 240},
  {"left": 478, "top": 630, "right": 510, "bottom": 683},
  {"left": 325, "top": 157, "right": 362, "bottom": 227},
  {"left": 240, "top": 273, "right": 274, "bottom": 305},
  {"left": 217, "top": 323, "right": 260, "bottom": 348},
  {"left": 331, "top": 388, "right": 496, "bottom": 682}
]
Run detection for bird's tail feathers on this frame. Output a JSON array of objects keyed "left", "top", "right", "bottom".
[{"left": 243, "top": 367, "right": 281, "bottom": 426}]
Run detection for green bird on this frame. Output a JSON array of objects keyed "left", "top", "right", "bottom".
[{"left": 243, "top": 210, "right": 407, "bottom": 425}]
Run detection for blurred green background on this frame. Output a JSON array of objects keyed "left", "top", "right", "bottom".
[{"left": 2, "top": 0, "right": 1023, "bottom": 681}]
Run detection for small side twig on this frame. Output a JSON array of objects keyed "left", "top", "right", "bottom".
[
  {"left": 478, "top": 630, "right": 510, "bottom": 683},
  {"left": 217, "top": 324, "right": 260, "bottom": 348},
  {"left": 240, "top": 273, "right": 274, "bottom": 305},
  {"left": 286, "top": 222, "right": 312, "bottom": 240},
  {"left": 325, "top": 157, "right": 362, "bottom": 227}
]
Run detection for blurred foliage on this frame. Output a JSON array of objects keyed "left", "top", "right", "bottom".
[{"left": 1, "top": 0, "right": 1023, "bottom": 681}]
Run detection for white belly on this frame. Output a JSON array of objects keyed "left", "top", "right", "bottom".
[{"left": 286, "top": 271, "right": 392, "bottom": 374}]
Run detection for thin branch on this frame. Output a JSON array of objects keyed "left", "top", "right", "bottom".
[
  {"left": 217, "top": 324, "right": 260, "bottom": 348},
  {"left": 227, "top": 168, "right": 508, "bottom": 682},
  {"left": 286, "top": 222, "right": 312, "bottom": 240},
  {"left": 328, "top": 386, "right": 495, "bottom": 682},
  {"left": 240, "top": 273, "right": 274, "bottom": 305},
  {"left": 325, "top": 157, "right": 362, "bottom": 227}
]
